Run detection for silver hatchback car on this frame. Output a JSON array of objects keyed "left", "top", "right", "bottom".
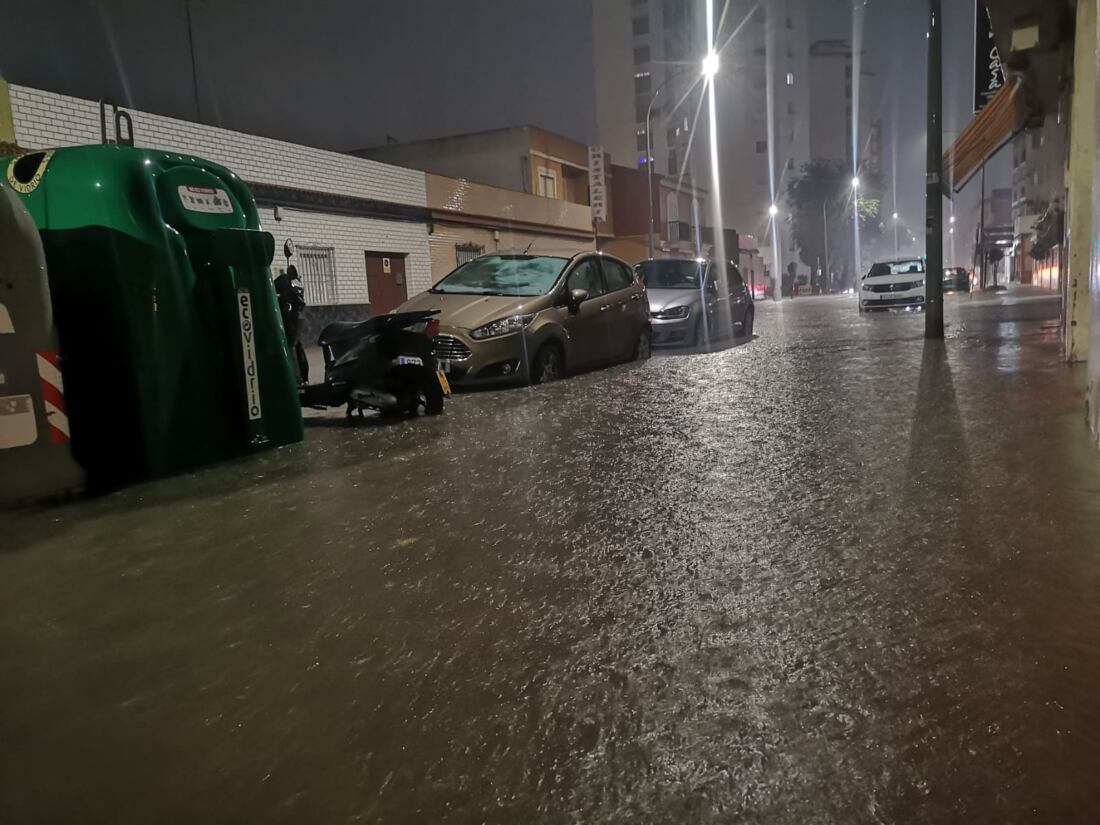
[{"left": 637, "top": 258, "right": 755, "bottom": 348}]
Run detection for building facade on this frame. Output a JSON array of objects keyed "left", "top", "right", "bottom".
[
  {"left": 352, "top": 127, "right": 593, "bottom": 208},
  {"left": 808, "top": 40, "right": 877, "bottom": 174},
  {"left": 971, "top": 187, "right": 1015, "bottom": 287},
  {"left": 3, "top": 85, "right": 599, "bottom": 338},
  {"left": 5, "top": 84, "right": 433, "bottom": 332},
  {"left": 593, "top": 0, "right": 809, "bottom": 258},
  {"left": 1010, "top": 112, "right": 1066, "bottom": 288},
  {"left": 425, "top": 174, "right": 596, "bottom": 279},
  {"left": 981, "top": 0, "right": 1100, "bottom": 444},
  {"left": 602, "top": 163, "right": 712, "bottom": 264}
]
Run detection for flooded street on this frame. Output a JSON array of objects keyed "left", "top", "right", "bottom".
[{"left": 3, "top": 293, "right": 1099, "bottom": 824}]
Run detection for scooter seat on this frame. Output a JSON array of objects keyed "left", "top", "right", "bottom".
[{"left": 317, "top": 318, "right": 381, "bottom": 347}]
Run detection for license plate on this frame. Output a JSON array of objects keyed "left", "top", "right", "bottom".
[
  {"left": 437, "top": 371, "right": 452, "bottom": 396},
  {"left": 397, "top": 355, "right": 423, "bottom": 366}
]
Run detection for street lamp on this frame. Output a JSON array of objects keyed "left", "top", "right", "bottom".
[
  {"left": 702, "top": 52, "right": 720, "bottom": 80},
  {"left": 644, "top": 65, "right": 701, "bottom": 261},
  {"left": 892, "top": 212, "right": 900, "bottom": 256},
  {"left": 644, "top": 92, "right": 662, "bottom": 261},
  {"left": 852, "top": 176, "right": 861, "bottom": 190},
  {"left": 769, "top": 204, "right": 779, "bottom": 217},
  {"left": 644, "top": 55, "right": 720, "bottom": 260}
]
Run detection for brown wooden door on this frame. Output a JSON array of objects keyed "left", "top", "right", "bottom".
[{"left": 365, "top": 252, "right": 409, "bottom": 315}]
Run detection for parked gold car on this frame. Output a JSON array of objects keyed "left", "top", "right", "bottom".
[{"left": 395, "top": 253, "right": 651, "bottom": 386}]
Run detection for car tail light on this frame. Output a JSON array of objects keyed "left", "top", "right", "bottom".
[{"left": 424, "top": 318, "right": 440, "bottom": 339}]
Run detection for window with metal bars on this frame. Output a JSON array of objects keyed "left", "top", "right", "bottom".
[
  {"left": 456, "top": 243, "right": 484, "bottom": 265},
  {"left": 295, "top": 245, "right": 338, "bottom": 305}
]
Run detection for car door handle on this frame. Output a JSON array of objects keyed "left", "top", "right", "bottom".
[
  {"left": 630, "top": 294, "right": 642, "bottom": 301},
  {"left": 600, "top": 304, "right": 611, "bottom": 312}
]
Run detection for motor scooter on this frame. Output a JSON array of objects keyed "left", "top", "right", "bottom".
[{"left": 299, "top": 311, "right": 449, "bottom": 417}]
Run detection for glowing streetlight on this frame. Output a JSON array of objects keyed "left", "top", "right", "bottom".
[
  {"left": 769, "top": 204, "right": 779, "bottom": 217},
  {"left": 950, "top": 215, "right": 956, "bottom": 224},
  {"left": 852, "top": 176, "right": 861, "bottom": 190},
  {"left": 892, "top": 212, "right": 899, "bottom": 221},
  {"left": 701, "top": 52, "right": 720, "bottom": 80}
]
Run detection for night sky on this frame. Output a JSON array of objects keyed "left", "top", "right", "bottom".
[{"left": 0, "top": 0, "right": 1006, "bottom": 262}]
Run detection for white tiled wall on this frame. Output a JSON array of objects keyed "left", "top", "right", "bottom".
[
  {"left": 8, "top": 84, "right": 433, "bottom": 303},
  {"left": 259, "top": 207, "right": 432, "bottom": 302}
]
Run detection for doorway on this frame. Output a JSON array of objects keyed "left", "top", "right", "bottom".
[{"left": 365, "top": 252, "right": 409, "bottom": 315}]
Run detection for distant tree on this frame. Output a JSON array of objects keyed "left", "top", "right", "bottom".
[{"left": 785, "top": 159, "right": 883, "bottom": 285}]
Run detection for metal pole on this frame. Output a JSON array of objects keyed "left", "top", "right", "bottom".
[
  {"left": 978, "top": 162, "right": 987, "bottom": 289},
  {"left": 646, "top": 90, "right": 660, "bottom": 261},
  {"left": 894, "top": 219, "right": 900, "bottom": 256},
  {"left": 822, "top": 200, "right": 830, "bottom": 288},
  {"left": 925, "top": 0, "right": 945, "bottom": 339},
  {"left": 184, "top": 0, "right": 202, "bottom": 123}
]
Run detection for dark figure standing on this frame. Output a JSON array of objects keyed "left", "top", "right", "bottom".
[{"left": 274, "top": 265, "right": 309, "bottom": 385}]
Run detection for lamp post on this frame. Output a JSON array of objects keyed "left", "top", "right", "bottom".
[
  {"left": 892, "top": 211, "right": 900, "bottom": 256},
  {"left": 645, "top": 91, "right": 662, "bottom": 261},
  {"left": 645, "top": 68, "right": 694, "bottom": 261},
  {"left": 822, "top": 200, "right": 831, "bottom": 290},
  {"left": 925, "top": 0, "right": 945, "bottom": 339},
  {"left": 644, "top": 56, "right": 719, "bottom": 261}
]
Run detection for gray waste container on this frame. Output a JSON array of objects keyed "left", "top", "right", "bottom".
[{"left": 0, "top": 180, "right": 84, "bottom": 504}]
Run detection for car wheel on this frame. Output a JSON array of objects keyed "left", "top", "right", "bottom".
[
  {"left": 690, "top": 320, "right": 703, "bottom": 348},
  {"left": 740, "top": 307, "right": 755, "bottom": 339},
  {"left": 530, "top": 342, "right": 565, "bottom": 384},
  {"left": 633, "top": 328, "right": 652, "bottom": 361}
]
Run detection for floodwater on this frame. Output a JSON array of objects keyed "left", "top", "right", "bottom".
[{"left": 3, "top": 293, "right": 1099, "bottom": 824}]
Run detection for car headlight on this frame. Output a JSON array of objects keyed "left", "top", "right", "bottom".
[
  {"left": 470, "top": 313, "right": 536, "bottom": 340},
  {"left": 651, "top": 305, "right": 691, "bottom": 320}
]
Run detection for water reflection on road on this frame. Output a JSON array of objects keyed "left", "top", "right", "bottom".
[{"left": 2, "top": 293, "right": 1098, "bottom": 824}]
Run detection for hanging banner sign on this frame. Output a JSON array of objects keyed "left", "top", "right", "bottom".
[
  {"left": 974, "top": 3, "right": 1006, "bottom": 113},
  {"left": 587, "top": 145, "right": 607, "bottom": 222}
]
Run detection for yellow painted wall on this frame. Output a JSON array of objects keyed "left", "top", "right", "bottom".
[{"left": 0, "top": 77, "right": 16, "bottom": 144}]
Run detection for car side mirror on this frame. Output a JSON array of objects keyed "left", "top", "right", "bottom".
[{"left": 568, "top": 288, "right": 589, "bottom": 312}]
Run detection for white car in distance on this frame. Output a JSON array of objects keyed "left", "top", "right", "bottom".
[{"left": 859, "top": 259, "right": 926, "bottom": 313}]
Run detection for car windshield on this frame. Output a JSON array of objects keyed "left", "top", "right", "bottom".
[
  {"left": 637, "top": 260, "right": 705, "bottom": 289},
  {"left": 866, "top": 260, "right": 925, "bottom": 278},
  {"left": 430, "top": 255, "right": 568, "bottom": 296}
]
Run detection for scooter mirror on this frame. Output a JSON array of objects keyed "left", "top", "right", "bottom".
[{"left": 283, "top": 238, "right": 295, "bottom": 262}]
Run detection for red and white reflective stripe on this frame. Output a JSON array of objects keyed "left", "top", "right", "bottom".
[{"left": 36, "top": 351, "right": 70, "bottom": 444}]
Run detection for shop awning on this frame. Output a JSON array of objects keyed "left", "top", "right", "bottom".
[{"left": 943, "top": 77, "right": 1026, "bottom": 192}]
